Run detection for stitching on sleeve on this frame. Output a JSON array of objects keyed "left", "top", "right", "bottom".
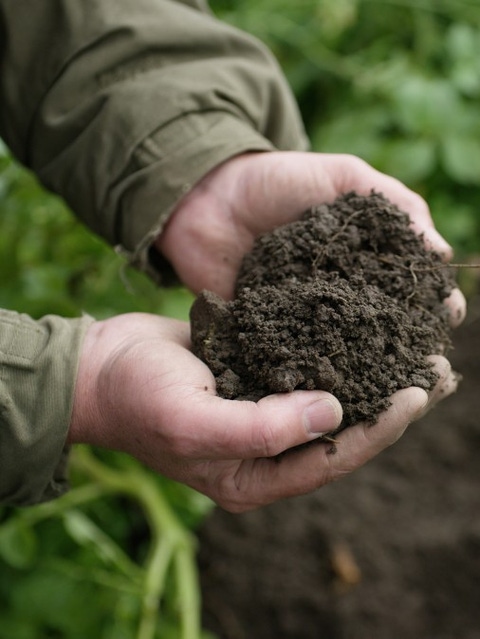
[{"left": 0, "top": 318, "right": 45, "bottom": 365}]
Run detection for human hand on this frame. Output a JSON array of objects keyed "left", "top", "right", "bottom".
[
  {"left": 68, "top": 313, "right": 457, "bottom": 512},
  {"left": 156, "top": 151, "right": 466, "bottom": 325}
]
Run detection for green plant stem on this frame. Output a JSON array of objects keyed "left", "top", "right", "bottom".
[
  {"left": 19, "top": 483, "right": 109, "bottom": 525},
  {"left": 137, "top": 537, "right": 173, "bottom": 639},
  {"left": 52, "top": 558, "right": 142, "bottom": 595},
  {"left": 175, "top": 545, "right": 202, "bottom": 639},
  {"left": 73, "top": 447, "right": 202, "bottom": 639}
]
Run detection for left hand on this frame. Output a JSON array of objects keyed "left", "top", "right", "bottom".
[{"left": 156, "top": 151, "right": 465, "bottom": 326}]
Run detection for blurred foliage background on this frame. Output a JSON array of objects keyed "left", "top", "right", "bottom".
[{"left": 0, "top": 1, "right": 479, "bottom": 637}]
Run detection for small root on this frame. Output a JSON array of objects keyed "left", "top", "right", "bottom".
[{"left": 406, "top": 264, "right": 418, "bottom": 301}]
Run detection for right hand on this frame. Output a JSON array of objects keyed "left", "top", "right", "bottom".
[{"left": 68, "top": 313, "right": 458, "bottom": 512}]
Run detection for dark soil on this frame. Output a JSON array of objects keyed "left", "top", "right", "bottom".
[
  {"left": 192, "top": 192, "right": 478, "bottom": 638},
  {"left": 197, "top": 293, "right": 480, "bottom": 639},
  {"left": 190, "top": 192, "right": 456, "bottom": 433}
]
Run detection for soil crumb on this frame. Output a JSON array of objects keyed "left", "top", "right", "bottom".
[{"left": 190, "top": 191, "right": 455, "bottom": 430}]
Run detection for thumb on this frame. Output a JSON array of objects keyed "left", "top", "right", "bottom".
[{"left": 179, "top": 389, "right": 343, "bottom": 460}]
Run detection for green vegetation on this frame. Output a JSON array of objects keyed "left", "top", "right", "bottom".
[
  {"left": 215, "top": 0, "right": 480, "bottom": 260},
  {"left": 0, "top": 1, "right": 479, "bottom": 637}
]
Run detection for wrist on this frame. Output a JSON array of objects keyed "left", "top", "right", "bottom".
[
  {"left": 68, "top": 320, "right": 107, "bottom": 448},
  {"left": 154, "top": 152, "right": 262, "bottom": 297}
]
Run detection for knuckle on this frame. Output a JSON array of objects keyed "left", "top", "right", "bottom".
[
  {"left": 213, "top": 483, "right": 249, "bottom": 513},
  {"left": 251, "top": 416, "right": 283, "bottom": 458},
  {"left": 350, "top": 154, "right": 372, "bottom": 175},
  {"left": 211, "top": 464, "right": 261, "bottom": 513}
]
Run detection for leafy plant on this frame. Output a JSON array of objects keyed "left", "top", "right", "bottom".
[
  {"left": 212, "top": 0, "right": 480, "bottom": 258},
  {"left": 0, "top": 448, "right": 214, "bottom": 639},
  {"left": 1, "top": 1, "right": 479, "bottom": 637},
  {"left": 0, "top": 144, "right": 211, "bottom": 639}
]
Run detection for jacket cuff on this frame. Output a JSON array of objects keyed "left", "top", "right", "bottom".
[
  {"left": 0, "top": 311, "right": 94, "bottom": 506},
  {"left": 114, "top": 112, "right": 276, "bottom": 284}
]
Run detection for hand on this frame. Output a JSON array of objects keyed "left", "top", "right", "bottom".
[
  {"left": 68, "top": 313, "right": 456, "bottom": 512},
  {"left": 156, "top": 151, "right": 466, "bottom": 325}
]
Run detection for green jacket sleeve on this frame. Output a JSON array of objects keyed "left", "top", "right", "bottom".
[
  {"left": 0, "top": 311, "right": 93, "bottom": 506},
  {"left": 0, "top": 0, "right": 307, "bottom": 506},
  {"left": 0, "top": 0, "right": 307, "bottom": 280}
]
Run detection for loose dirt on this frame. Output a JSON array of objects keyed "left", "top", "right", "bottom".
[
  {"left": 192, "top": 192, "right": 479, "bottom": 639},
  {"left": 190, "top": 191, "right": 456, "bottom": 433},
  {"left": 197, "top": 294, "right": 480, "bottom": 639}
]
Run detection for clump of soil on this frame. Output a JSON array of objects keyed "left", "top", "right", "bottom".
[
  {"left": 190, "top": 191, "right": 456, "bottom": 431},
  {"left": 197, "top": 297, "right": 480, "bottom": 639}
]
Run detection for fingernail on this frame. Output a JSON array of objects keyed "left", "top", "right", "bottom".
[
  {"left": 412, "top": 388, "right": 429, "bottom": 419},
  {"left": 439, "top": 370, "right": 461, "bottom": 399},
  {"left": 446, "top": 288, "right": 467, "bottom": 328},
  {"left": 303, "top": 398, "right": 342, "bottom": 437}
]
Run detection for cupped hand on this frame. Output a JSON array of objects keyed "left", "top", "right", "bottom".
[
  {"left": 156, "top": 151, "right": 466, "bottom": 326},
  {"left": 69, "top": 313, "right": 458, "bottom": 512}
]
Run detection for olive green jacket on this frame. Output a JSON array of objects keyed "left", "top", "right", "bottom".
[{"left": 0, "top": 0, "right": 307, "bottom": 505}]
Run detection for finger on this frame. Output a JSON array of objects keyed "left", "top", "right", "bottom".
[
  {"left": 444, "top": 287, "right": 467, "bottom": 328},
  {"left": 422, "top": 355, "right": 460, "bottom": 413},
  {"left": 211, "top": 386, "right": 428, "bottom": 512},
  {"left": 314, "top": 386, "right": 429, "bottom": 473},
  {"left": 322, "top": 386, "right": 429, "bottom": 475},
  {"left": 364, "top": 180, "right": 453, "bottom": 259},
  {"left": 328, "top": 154, "right": 454, "bottom": 258},
  {"left": 330, "top": 154, "right": 430, "bottom": 221},
  {"left": 418, "top": 225, "right": 454, "bottom": 260},
  {"left": 167, "top": 390, "right": 343, "bottom": 461}
]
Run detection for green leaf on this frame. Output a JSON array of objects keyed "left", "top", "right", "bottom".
[
  {"left": 8, "top": 567, "right": 105, "bottom": 637},
  {"left": 0, "top": 519, "right": 37, "bottom": 569},
  {"left": 315, "top": 0, "right": 359, "bottom": 43},
  {"left": 0, "top": 617, "right": 37, "bottom": 639},
  {"left": 441, "top": 135, "right": 480, "bottom": 184},
  {"left": 0, "top": 139, "right": 8, "bottom": 157},
  {"left": 392, "top": 77, "right": 462, "bottom": 136},
  {"left": 312, "top": 107, "right": 389, "bottom": 161},
  {"left": 446, "top": 23, "right": 480, "bottom": 96},
  {"left": 62, "top": 510, "right": 141, "bottom": 580},
  {"left": 380, "top": 137, "right": 436, "bottom": 185},
  {"left": 429, "top": 194, "right": 480, "bottom": 257}
]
